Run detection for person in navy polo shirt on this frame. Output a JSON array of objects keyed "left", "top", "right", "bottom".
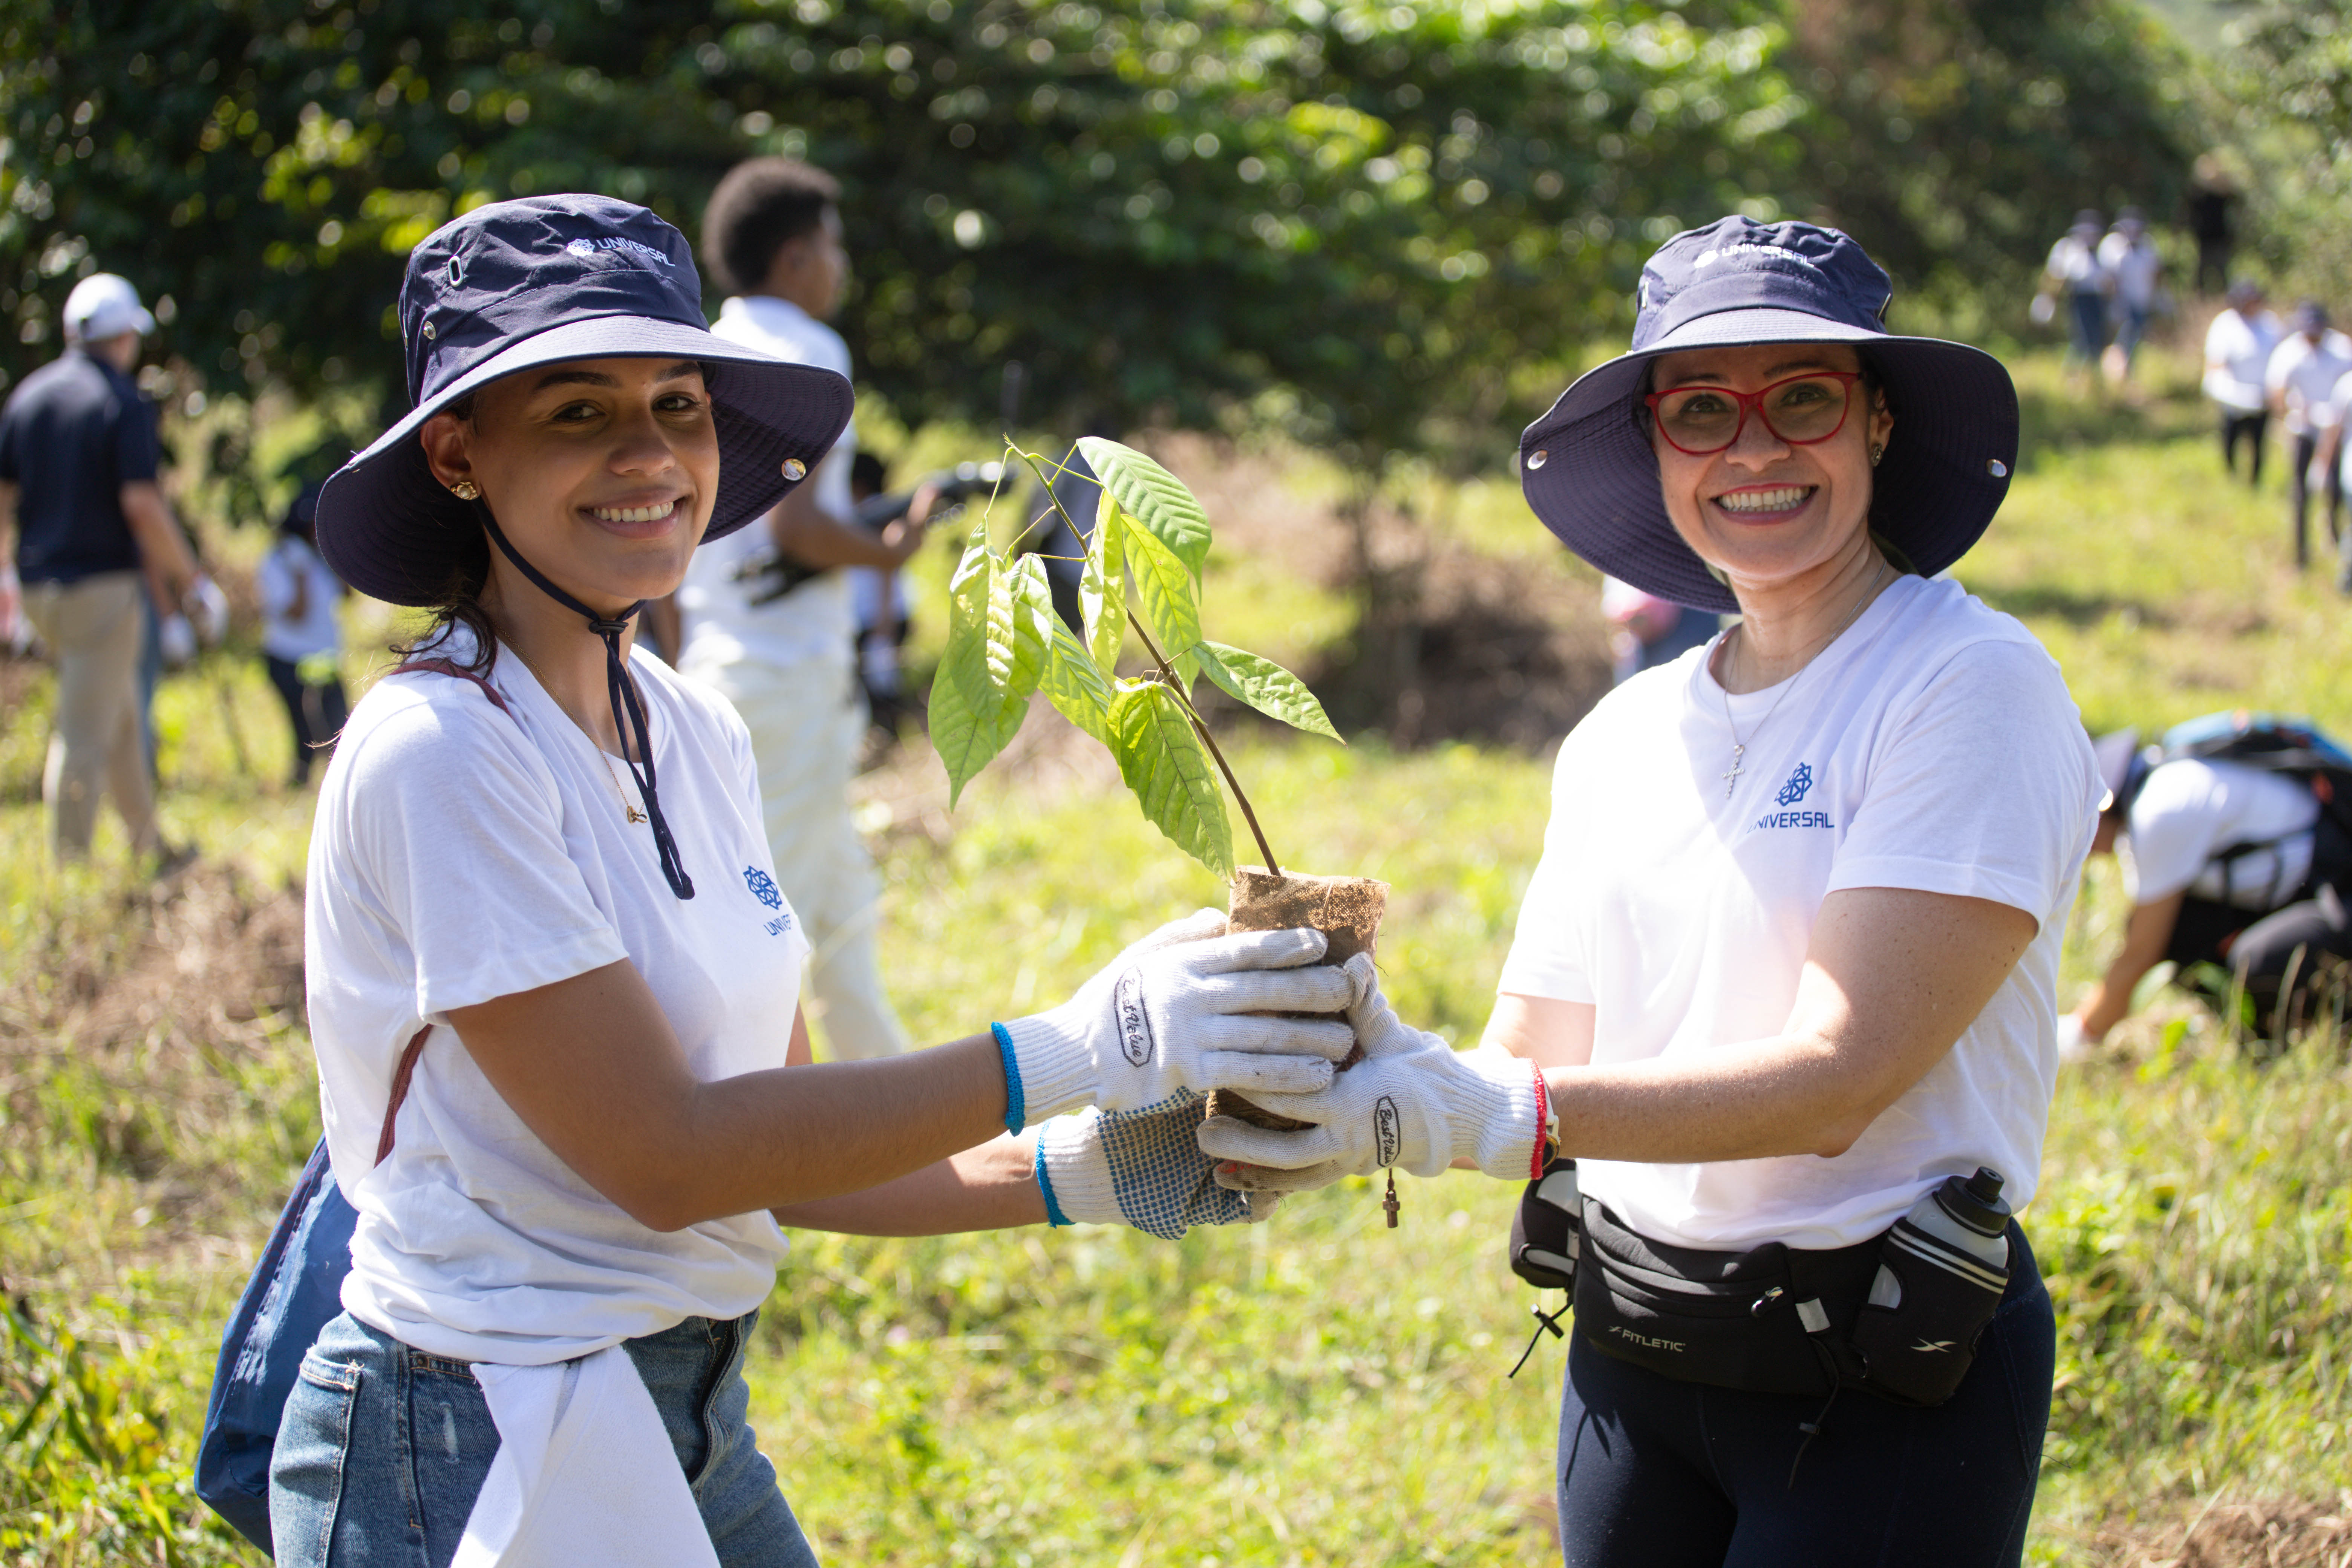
[{"left": 0, "top": 274, "right": 213, "bottom": 865}]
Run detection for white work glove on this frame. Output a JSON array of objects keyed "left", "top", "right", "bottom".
[
  {"left": 157, "top": 612, "right": 198, "bottom": 668},
  {"left": 188, "top": 574, "right": 231, "bottom": 645},
  {"left": 1035, "top": 1096, "right": 1277, "bottom": 1240},
  {"left": 998, "top": 908, "right": 1357, "bottom": 1124},
  {"left": 1199, "top": 953, "right": 1547, "bottom": 1191}
]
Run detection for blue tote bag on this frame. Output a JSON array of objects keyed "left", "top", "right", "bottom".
[{"left": 194, "top": 660, "right": 509, "bottom": 1549}]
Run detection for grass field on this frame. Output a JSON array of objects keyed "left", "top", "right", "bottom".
[{"left": 6, "top": 339, "right": 2352, "bottom": 1565}]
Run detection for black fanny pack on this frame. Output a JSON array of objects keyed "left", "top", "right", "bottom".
[
  {"left": 1573, "top": 1199, "right": 1882, "bottom": 1400},
  {"left": 1572, "top": 1197, "right": 2016, "bottom": 1408}
]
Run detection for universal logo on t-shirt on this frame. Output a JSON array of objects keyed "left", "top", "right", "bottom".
[
  {"left": 742, "top": 865, "right": 795, "bottom": 937},
  {"left": 1752, "top": 762, "right": 1835, "bottom": 831}
]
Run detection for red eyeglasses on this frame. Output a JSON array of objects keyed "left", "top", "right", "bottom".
[{"left": 1644, "top": 371, "right": 1864, "bottom": 456}]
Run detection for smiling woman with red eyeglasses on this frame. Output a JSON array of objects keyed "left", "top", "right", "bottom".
[{"left": 1203, "top": 219, "right": 2101, "bottom": 1567}]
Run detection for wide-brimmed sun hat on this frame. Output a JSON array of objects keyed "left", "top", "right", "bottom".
[
  {"left": 1517, "top": 216, "right": 2019, "bottom": 612},
  {"left": 315, "top": 193, "right": 851, "bottom": 608}
]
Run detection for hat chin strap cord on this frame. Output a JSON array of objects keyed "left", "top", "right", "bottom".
[{"left": 475, "top": 504, "right": 696, "bottom": 900}]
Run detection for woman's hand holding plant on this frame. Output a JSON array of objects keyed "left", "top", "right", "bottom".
[
  {"left": 998, "top": 913, "right": 1358, "bottom": 1124},
  {"left": 1199, "top": 955, "right": 1548, "bottom": 1191}
]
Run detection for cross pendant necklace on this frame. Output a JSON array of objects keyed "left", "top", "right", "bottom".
[{"left": 1721, "top": 745, "right": 1747, "bottom": 798}]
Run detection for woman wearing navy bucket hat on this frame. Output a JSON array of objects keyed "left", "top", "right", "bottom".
[
  {"left": 274, "top": 194, "right": 1364, "bottom": 1565},
  {"left": 1202, "top": 218, "right": 2102, "bottom": 1565}
]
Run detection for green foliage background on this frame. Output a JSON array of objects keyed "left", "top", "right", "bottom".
[{"left": 8, "top": 0, "right": 2207, "bottom": 464}]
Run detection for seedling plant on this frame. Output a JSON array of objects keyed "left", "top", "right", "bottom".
[{"left": 929, "top": 438, "right": 1342, "bottom": 879}]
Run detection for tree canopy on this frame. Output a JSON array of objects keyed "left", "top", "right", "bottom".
[{"left": 7, "top": 0, "right": 2201, "bottom": 461}]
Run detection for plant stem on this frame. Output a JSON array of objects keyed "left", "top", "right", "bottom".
[{"left": 1124, "top": 606, "right": 1282, "bottom": 880}]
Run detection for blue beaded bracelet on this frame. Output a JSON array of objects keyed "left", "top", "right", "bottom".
[{"left": 991, "top": 1021, "right": 1024, "bottom": 1135}]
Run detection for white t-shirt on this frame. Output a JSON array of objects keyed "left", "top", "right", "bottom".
[
  {"left": 1497, "top": 575, "right": 2100, "bottom": 1251},
  {"left": 2097, "top": 232, "right": 2160, "bottom": 309},
  {"left": 257, "top": 535, "right": 342, "bottom": 662},
  {"left": 2267, "top": 331, "right": 2352, "bottom": 436},
  {"left": 2046, "top": 234, "right": 2104, "bottom": 291},
  {"left": 2205, "top": 308, "right": 2283, "bottom": 413},
  {"left": 679, "top": 294, "right": 857, "bottom": 671},
  {"left": 305, "top": 628, "right": 812, "bottom": 1364},
  {"left": 2123, "top": 757, "right": 2319, "bottom": 910}
]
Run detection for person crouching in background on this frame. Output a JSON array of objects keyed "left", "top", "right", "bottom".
[{"left": 257, "top": 481, "right": 348, "bottom": 786}]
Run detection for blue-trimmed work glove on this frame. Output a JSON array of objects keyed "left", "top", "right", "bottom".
[
  {"left": 1035, "top": 1095, "right": 1277, "bottom": 1239},
  {"left": 998, "top": 911, "right": 1358, "bottom": 1124}
]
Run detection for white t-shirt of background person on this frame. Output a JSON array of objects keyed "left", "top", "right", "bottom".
[
  {"left": 2097, "top": 232, "right": 2161, "bottom": 309},
  {"left": 678, "top": 293, "right": 857, "bottom": 671},
  {"left": 2123, "top": 757, "right": 2320, "bottom": 911},
  {"left": 2266, "top": 331, "right": 2352, "bottom": 436},
  {"left": 2046, "top": 234, "right": 2105, "bottom": 292},
  {"left": 257, "top": 535, "right": 343, "bottom": 663},
  {"left": 305, "top": 626, "right": 813, "bottom": 1365},
  {"left": 2204, "top": 308, "right": 2283, "bottom": 413},
  {"left": 1497, "top": 574, "right": 2100, "bottom": 1253}
]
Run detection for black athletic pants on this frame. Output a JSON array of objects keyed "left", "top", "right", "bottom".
[
  {"left": 2228, "top": 884, "right": 2352, "bottom": 1038},
  {"left": 2221, "top": 409, "right": 2267, "bottom": 485},
  {"left": 2288, "top": 432, "right": 2344, "bottom": 570},
  {"left": 263, "top": 654, "right": 350, "bottom": 784},
  {"left": 1555, "top": 1231, "right": 2052, "bottom": 1568}
]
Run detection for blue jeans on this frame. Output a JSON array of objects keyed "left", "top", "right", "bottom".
[
  {"left": 1556, "top": 1230, "right": 2053, "bottom": 1566},
  {"left": 270, "top": 1311, "right": 820, "bottom": 1568}
]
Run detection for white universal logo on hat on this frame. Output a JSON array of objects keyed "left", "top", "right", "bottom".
[{"left": 62, "top": 273, "right": 156, "bottom": 343}]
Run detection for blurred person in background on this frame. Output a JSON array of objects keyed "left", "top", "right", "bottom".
[
  {"left": 1208, "top": 218, "right": 2096, "bottom": 1567},
  {"left": 2065, "top": 723, "right": 2352, "bottom": 1055},
  {"left": 2186, "top": 156, "right": 2239, "bottom": 297},
  {"left": 1599, "top": 574, "right": 1716, "bottom": 684},
  {"left": 672, "top": 158, "right": 931, "bottom": 1061},
  {"left": 2204, "top": 279, "right": 2280, "bottom": 486},
  {"left": 0, "top": 273, "right": 217, "bottom": 867},
  {"left": 847, "top": 450, "right": 914, "bottom": 737},
  {"left": 2266, "top": 301, "right": 2352, "bottom": 570},
  {"left": 2041, "top": 210, "right": 2110, "bottom": 376},
  {"left": 2096, "top": 208, "right": 2162, "bottom": 383},
  {"left": 257, "top": 480, "right": 348, "bottom": 787}
]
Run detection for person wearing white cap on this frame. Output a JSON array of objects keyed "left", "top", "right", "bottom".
[{"left": 0, "top": 273, "right": 217, "bottom": 864}]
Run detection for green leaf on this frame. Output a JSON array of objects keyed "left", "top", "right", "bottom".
[
  {"left": 1109, "top": 680, "right": 1234, "bottom": 879},
  {"left": 1081, "top": 487, "right": 1125, "bottom": 674},
  {"left": 930, "top": 533, "right": 1020, "bottom": 807},
  {"left": 988, "top": 552, "right": 1053, "bottom": 713},
  {"left": 1041, "top": 615, "right": 1116, "bottom": 747},
  {"left": 1079, "top": 436, "right": 1211, "bottom": 578},
  {"left": 943, "top": 527, "right": 998, "bottom": 718},
  {"left": 1195, "top": 642, "right": 1343, "bottom": 743},
  {"left": 1123, "top": 517, "right": 1203, "bottom": 682}
]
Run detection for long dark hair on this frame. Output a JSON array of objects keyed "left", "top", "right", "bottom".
[{"left": 390, "top": 391, "right": 500, "bottom": 675}]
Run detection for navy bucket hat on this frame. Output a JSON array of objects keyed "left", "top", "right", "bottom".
[
  {"left": 315, "top": 193, "right": 852, "bottom": 608},
  {"left": 1518, "top": 216, "right": 2018, "bottom": 612}
]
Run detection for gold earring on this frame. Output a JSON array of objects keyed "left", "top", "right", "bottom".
[
  {"left": 1868, "top": 444, "right": 1885, "bottom": 468},
  {"left": 449, "top": 479, "right": 481, "bottom": 500}
]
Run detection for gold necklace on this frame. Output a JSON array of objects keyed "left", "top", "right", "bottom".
[
  {"left": 1716, "top": 560, "right": 1887, "bottom": 799},
  {"left": 504, "top": 644, "right": 648, "bottom": 825}
]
